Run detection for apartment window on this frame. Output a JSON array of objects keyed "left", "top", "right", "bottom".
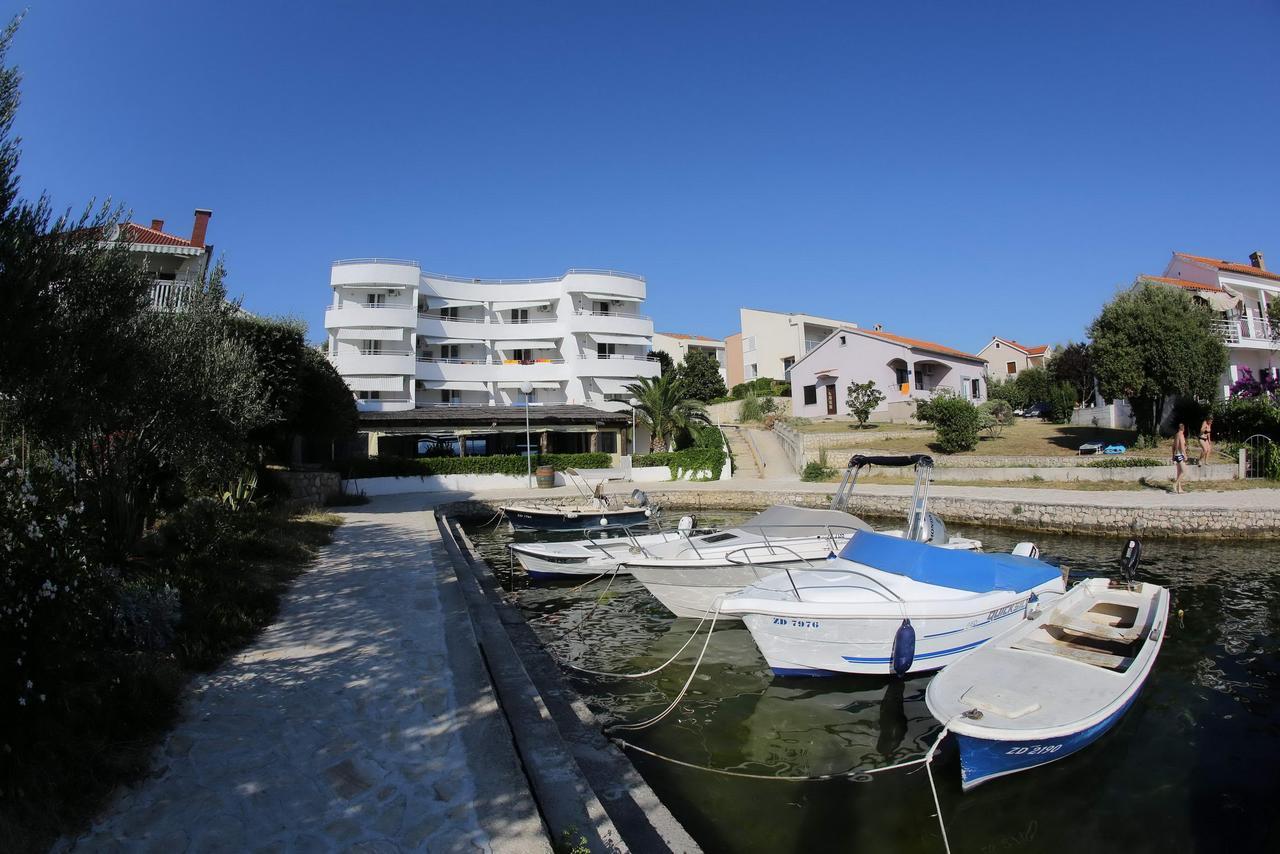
[
  {"left": 511, "top": 308, "right": 529, "bottom": 324},
  {"left": 356, "top": 390, "right": 382, "bottom": 400},
  {"left": 971, "top": 379, "right": 981, "bottom": 399},
  {"left": 895, "top": 366, "right": 909, "bottom": 387},
  {"left": 439, "top": 390, "right": 461, "bottom": 404},
  {"left": 439, "top": 344, "right": 460, "bottom": 361},
  {"left": 597, "top": 342, "right": 616, "bottom": 358},
  {"left": 743, "top": 336, "right": 756, "bottom": 353},
  {"left": 598, "top": 431, "right": 618, "bottom": 454},
  {"left": 362, "top": 339, "right": 384, "bottom": 355},
  {"left": 747, "top": 363, "right": 758, "bottom": 379},
  {"left": 803, "top": 385, "right": 817, "bottom": 406},
  {"left": 510, "top": 348, "right": 532, "bottom": 362},
  {"left": 439, "top": 306, "right": 459, "bottom": 320},
  {"left": 366, "top": 293, "right": 386, "bottom": 307},
  {"left": 839, "top": 335, "right": 847, "bottom": 346},
  {"left": 594, "top": 300, "right": 610, "bottom": 315},
  {"left": 782, "top": 356, "right": 795, "bottom": 379},
  {"left": 1006, "top": 361, "right": 1017, "bottom": 375}
]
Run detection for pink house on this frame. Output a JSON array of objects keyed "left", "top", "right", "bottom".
[{"left": 790, "top": 326, "right": 988, "bottom": 419}]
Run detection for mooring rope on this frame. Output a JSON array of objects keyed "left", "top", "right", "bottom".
[
  {"left": 924, "top": 724, "right": 953, "bottom": 854},
  {"left": 562, "top": 597, "right": 721, "bottom": 679},
  {"left": 609, "top": 599, "right": 725, "bottom": 732},
  {"left": 610, "top": 737, "right": 931, "bottom": 782}
]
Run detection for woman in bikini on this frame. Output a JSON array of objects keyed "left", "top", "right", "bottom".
[
  {"left": 1172, "top": 423, "right": 1188, "bottom": 493},
  {"left": 1198, "top": 415, "right": 1214, "bottom": 464}
]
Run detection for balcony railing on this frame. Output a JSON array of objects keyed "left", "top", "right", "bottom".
[
  {"left": 328, "top": 302, "right": 415, "bottom": 312},
  {"left": 574, "top": 309, "right": 652, "bottom": 321},
  {"left": 419, "top": 268, "right": 644, "bottom": 284},
  {"left": 578, "top": 353, "right": 655, "bottom": 361},
  {"left": 414, "top": 312, "right": 558, "bottom": 324},
  {"left": 150, "top": 280, "right": 194, "bottom": 310},
  {"left": 417, "top": 311, "right": 487, "bottom": 323},
  {"left": 1214, "top": 317, "right": 1276, "bottom": 345},
  {"left": 415, "top": 356, "right": 488, "bottom": 365}
]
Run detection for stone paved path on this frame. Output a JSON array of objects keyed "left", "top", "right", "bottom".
[{"left": 64, "top": 495, "right": 549, "bottom": 854}]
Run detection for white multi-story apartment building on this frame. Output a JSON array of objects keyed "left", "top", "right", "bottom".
[
  {"left": 726, "top": 307, "right": 860, "bottom": 387},
  {"left": 324, "top": 259, "right": 659, "bottom": 413},
  {"left": 1137, "top": 250, "right": 1279, "bottom": 398},
  {"left": 651, "top": 331, "right": 727, "bottom": 382}
]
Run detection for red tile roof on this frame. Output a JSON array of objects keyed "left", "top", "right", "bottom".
[
  {"left": 1174, "top": 252, "right": 1280, "bottom": 283},
  {"left": 657, "top": 332, "right": 723, "bottom": 342},
  {"left": 857, "top": 328, "right": 983, "bottom": 361},
  {"left": 121, "top": 222, "right": 199, "bottom": 247},
  {"left": 1136, "top": 274, "right": 1228, "bottom": 294},
  {"left": 991, "top": 337, "right": 1048, "bottom": 356}
]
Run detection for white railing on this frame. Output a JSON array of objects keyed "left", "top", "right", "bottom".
[
  {"left": 574, "top": 309, "right": 652, "bottom": 321},
  {"left": 415, "top": 357, "right": 488, "bottom": 365},
  {"left": 328, "top": 302, "right": 415, "bottom": 312},
  {"left": 150, "top": 280, "right": 194, "bottom": 310},
  {"left": 414, "top": 312, "right": 558, "bottom": 325},
  {"left": 419, "top": 268, "right": 644, "bottom": 284},
  {"left": 578, "top": 353, "right": 654, "bottom": 361},
  {"left": 416, "top": 311, "right": 487, "bottom": 323},
  {"left": 332, "top": 258, "right": 419, "bottom": 267},
  {"left": 358, "top": 348, "right": 412, "bottom": 356},
  {"left": 1214, "top": 317, "right": 1276, "bottom": 344}
]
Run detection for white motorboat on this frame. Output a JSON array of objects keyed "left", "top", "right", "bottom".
[
  {"left": 502, "top": 472, "right": 657, "bottom": 532},
  {"left": 623, "top": 454, "right": 983, "bottom": 620},
  {"left": 926, "top": 541, "right": 1169, "bottom": 790},
  {"left": 509, "top": 516, "right": 704, "bottom": 580},
  {"left": 719, "top": 529, "right": 1066, "bottom": 675}
]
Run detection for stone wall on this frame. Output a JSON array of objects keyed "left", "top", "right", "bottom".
[
  {"left": 440, "top": 488, "right": 1280, "bottom": 539},
  {"left": 270, "top": 470, "right": 340, "bottom": 508}
]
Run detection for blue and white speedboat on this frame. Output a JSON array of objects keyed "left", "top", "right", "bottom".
[
  {"left": 719, "top": 530, "right": 1066, "bottom": 676},
  {"left": 925, "top": 544, "right": 1169, "bottom": 790}
]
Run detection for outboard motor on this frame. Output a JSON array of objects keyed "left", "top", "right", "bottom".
[
  {"left": 1119, "top": 538, "right": 1141, "bottom": 587},
  {"left": 677, "top": 515, "right": 696, "bottom": 532},
  {"left": 914, "top": 512, "right": 948, "bottom": 545},
  {"left": 891, "top": 618, "right": 916, "bottom": 676},
  {"left": 1012, "top": 542, "right": 1040, "bottom": 559},
  {"left": 629, "top": 488, "right": 650, "bottom": 508}
]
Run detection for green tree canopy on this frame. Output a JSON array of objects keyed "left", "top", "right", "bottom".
[
  {"left": 1089, "top": 284, "right": 1227, "bottom": 440},
  {"left": 624, "top": 373, "right": 710, "bottom": 452},
  {"left": 650, "top": 349, "right": 675, "bottom": 376},
  {"left": 845, "top": 380, "right": 885, "bottom": 428},
  {"left": 679, "top": 348, "right": 728, "bottom": 402},
  {"left": 1047, "top": 341, "right": 1094, "bottom": 405}
]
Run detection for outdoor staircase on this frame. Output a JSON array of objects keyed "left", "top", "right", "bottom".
[{"left": 723, "top": 425, "right": 762, "bottom": 479}]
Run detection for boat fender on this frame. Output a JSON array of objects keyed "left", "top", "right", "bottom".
[
  {"left": 643, "top": 507, "right": 653, "bottom": 517},
  {"left": 826, "top": 551, "right": 837, "bottom": 561},
  {"left": 677, "top": 515, "right": 695, "bottom": 532},
  {"left": 891, "top": 619, "right": 916, "bottom": 676},
  {"left": 599, "top": 518, "right": 609, "bottom": 526},
  {"left": 1011, "top": 542, "right": 1040, "bottom": 559}
]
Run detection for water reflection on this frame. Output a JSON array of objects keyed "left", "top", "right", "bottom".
[{"left": 465, "top": 512, "right": 1280, "bottom": 852}]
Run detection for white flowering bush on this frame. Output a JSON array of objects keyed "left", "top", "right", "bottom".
[{"left": 0, "top": 456, "right": 109, "bottom": 714}]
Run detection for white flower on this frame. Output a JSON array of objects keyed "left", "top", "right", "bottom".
[{"left": 17, "top": 697, "right": 25, "bottom": 706}]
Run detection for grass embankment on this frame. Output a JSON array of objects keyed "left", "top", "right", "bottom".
[
  {"left": 848, "top": 475, "right": 1268, "bottom": 493},
  {"left": 803, "top": 419, "right": 1187, "bottom": 459},
  {"left": 1, "top": 507, "right": 341, "bottom": 854}
]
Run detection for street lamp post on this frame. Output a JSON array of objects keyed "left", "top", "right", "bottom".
[
  {"left": 629, "top": 397, "right": 638, "bottom": 455},
  {"left": 520, "top": 381, "right": 533, "bottom": 488}
]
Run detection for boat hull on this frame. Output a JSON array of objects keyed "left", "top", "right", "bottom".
[
  {"left": 504, "top": 507, "right": 650, "bottom": 532},
  {"left": 629, "top": 560, "right": 819, "bottom": 620},
  {"left": 741, "top": 599, "right": 1038, "bottom": 676},
  {"left": 954, "top": 692, "right": 1139, "bottom": 790}
]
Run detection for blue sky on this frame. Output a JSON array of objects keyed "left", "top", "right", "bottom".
[{"left": 8, "top": 1, "right": 1278, "bottom": 352}]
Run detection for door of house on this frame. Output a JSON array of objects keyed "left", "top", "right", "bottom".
[{"left": 825, "top": 384, "right": 837, "bottom": 415}]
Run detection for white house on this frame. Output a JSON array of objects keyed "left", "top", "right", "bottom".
[
  {"left": 790, "top": 325, "right": 987, "bottom": 419},
  {"left": 324, "top": 259, "right": 660, "bottom": 413},
  {"left": 100, "top": 209, "right": 214, "bottom": 309},
  {"left": 729, "top": 307, "right": 860, "bottom": 387},
  {"left": 1137, "top": 250, "right": 1278, "bottom": 398},
  {"left": 976, "top": 337, "right": 1048, "bottom": 379},
  {"left": 651, "top": 331, "right": 727, "bottom": 382}
]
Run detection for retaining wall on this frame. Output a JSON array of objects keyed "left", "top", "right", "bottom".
[
  {"left": 439, "top": 488, "right": 1280, "bottom": 539},
  {"left": 270, "top": 469, "right": 340, "bottom": 507}
]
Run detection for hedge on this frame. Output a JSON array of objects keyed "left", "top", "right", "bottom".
[
  {"left": 1085, "top": 457, "right": 1162, "bottom": 468},
  {"left": 339, "top": 453, "right": 611, "bottom": 479},
  {"left": 633, "top": 447, "right": 726, "bottom": 481}
]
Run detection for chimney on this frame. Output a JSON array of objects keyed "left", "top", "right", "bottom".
[
  {"left": 1249, "top": 250, "right": 1265, "bottom": 271},
  {"left": 190, "top": 208, "right": 213, "bottom": 247},
  {"left": 150, "top": 218, "right": 164, "bottom": 232}
]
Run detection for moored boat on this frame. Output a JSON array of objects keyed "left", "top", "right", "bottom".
[
  {"left": 925, "top": 541, "right": 1168, "bottom": 790},
  {"left": 509, "top": 516, "right": 703, "bottom": 580},
  {"left": 720, "top": 530, "right": 1066, "bottom": 675}
]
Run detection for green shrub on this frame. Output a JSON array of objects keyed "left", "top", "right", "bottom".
[
  {"left": 338, "top": 453, "right": 611, "bottom": 479},
  {"left": 979, "top": 399, "right": 1014, "bottom": 439},
  {"left": 1212, "top": 397, "right": 1280, "bottom": 441},
  {"left": 738, "top": 392, "right": 765, "bottom": 423},
  {"left": 633, "top": 447, "right": 726, "bottom": 480},
  {"left": 1085, "top": 457, "right": 1162, "bottom": 468},
  {"left": 730, "top": 378, "right": 790, "bottom": 399},
  {"left": 918, "top": 395, "right": 981, "bottom": 453},
  {"left": 913, "top": 387, "right": 958, "bottom": 424},
  {"left": 1044, "top": 381, "right": 1077, "bottom": 423},
  {"left": 800, "top": 460, "right": 835, "bottom": 481}
]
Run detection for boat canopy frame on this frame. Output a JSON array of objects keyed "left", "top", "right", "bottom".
[{"left": 831, "top": 454, "right": 936, "bottom": 541}]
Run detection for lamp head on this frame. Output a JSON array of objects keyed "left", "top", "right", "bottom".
[{"left": 519, "top": 381, "right": 533, "bottom": 395}]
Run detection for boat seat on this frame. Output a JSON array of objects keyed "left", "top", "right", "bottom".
[
  {"left": 1013, "top": 636, "right": 1129, "bottom": 671},
  {"left": 1052, "top": 595, "right": 1151, "bottom": 644},
  {"left": 960, "top": 686, "right": 1041, "bottom": 719}
]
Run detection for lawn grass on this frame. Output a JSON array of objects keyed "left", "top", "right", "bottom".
[
  {"left": 809, "top": 419, "right": 1181, "bottom": 458},
  {"left": 847, "top": 475, "right": 1270, "bottom": 492},
  {"left": 1, "top": 507, "right": 341, "bottom": 854}
]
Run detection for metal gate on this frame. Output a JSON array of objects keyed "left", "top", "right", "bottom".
[{"left": 1242, "top": 434, "right": 1275, "bottom": 479}]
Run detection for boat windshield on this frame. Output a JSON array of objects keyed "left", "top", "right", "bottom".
[
  {"left": 838, "top": 530, "right": 1059, "bottom": 593},
  {"left": 737, "top": 505, "right": 872, "bottom": 538}
]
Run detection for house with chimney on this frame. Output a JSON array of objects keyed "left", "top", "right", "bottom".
[
  {"left": 1135, "top": 250, "right": 1278, "bottom": 398},
  {"left": 977, "top": 337, "right": 1048, "bottom": 378},
  {"left": 106, "top": 208, "right": 214, "bottom": 308}
]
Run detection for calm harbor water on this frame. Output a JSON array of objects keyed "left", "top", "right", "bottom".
[{"left": 463, "top": 511, "right": 1280, "bottom": 853}]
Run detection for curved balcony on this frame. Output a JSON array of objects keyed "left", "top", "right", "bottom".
[
  {"left": 573, "top": 354, "right": 662, "bottom": 378},
  {"left": 415, "top": 314, "right": 492, "bottom": 340},
  {"left": 355, "top": 397, "right": 414, "bottom": 413},
  {"left": 326, "top": 303, "right": 418, "bottom": 331},
  {"left": 567, "top": 310, "right": 653, "bottom": 338},
  {"left": 416, "top": 358, "right": 569, "bottom": 385},
  {"left": 331, "top": 351, "right": 415, "bottom": 376},
  {"left": 331, "top": 259, "right": 420, "bottom": 289}
]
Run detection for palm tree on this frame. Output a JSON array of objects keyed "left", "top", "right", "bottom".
[{"left": 624, "top": 373, "right": 710, "bottom": 452}]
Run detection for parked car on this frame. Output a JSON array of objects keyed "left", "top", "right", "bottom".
[{"left": 1021, "top": 402, "right": 1050, "bottom": 419}]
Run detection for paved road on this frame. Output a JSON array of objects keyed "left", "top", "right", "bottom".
[{"left": 65, "top": 495, "right": 550, "bottom": 854}]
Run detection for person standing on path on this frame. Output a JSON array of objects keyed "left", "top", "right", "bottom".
[
  {"left": 1198, "top": 415, "right": 1214, "bottom": 464},
  {"left": 1172, "top": 423, "right": 1188, "bottom": 493}
]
